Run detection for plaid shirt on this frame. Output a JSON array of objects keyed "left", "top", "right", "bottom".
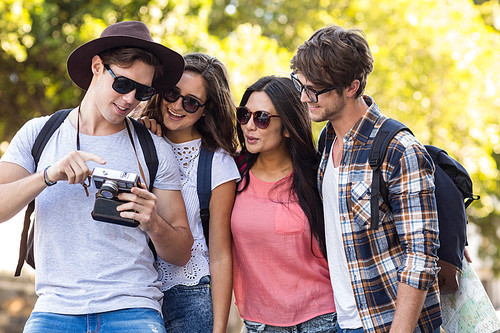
[{"left": 318, "top": 96, "right": 441, "bottom": 332}]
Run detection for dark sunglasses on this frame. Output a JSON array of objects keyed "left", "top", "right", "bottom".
[
  {"left": 104, "top": 64, "right": 156, "bottom": 101},
  {"left": 290, "top": 73, "right": 337, "bottom": 103},
  {"left": 236, "top": 106, "right": 280, "bottom": 129},
  {"left": 163, "top": 88, "right": 206, "bottom": 113}
]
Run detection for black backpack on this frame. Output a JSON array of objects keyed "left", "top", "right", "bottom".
[
  {"left": 318, "top": 118, "right": 480, "bottom": 293},
  {"left": 15, "top": 109, "right": 214, "bottom": 276}
]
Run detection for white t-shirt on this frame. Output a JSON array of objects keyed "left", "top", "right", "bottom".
[
  {"left": 155, "top": 138, "right": 240, "bottom": 290},
  {"left": 1, "top": 114, "right": 181, "bottom": 315},
  {"left": 323, "top": 144, "right": 363, "bottom": 329}
]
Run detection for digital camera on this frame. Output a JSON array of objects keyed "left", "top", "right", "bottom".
[{"left": 91, "top": 167, "right": 141, "bottom": 227}]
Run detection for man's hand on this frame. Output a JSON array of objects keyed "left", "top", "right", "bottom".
[
  {"left": 47, "top": 151, "right": 106, "bottom": 184},
  {"left": 138, "top": 116, "right": 162, "bottom": 137},
  {"left": 464, "top": 247, "right": 472, "bottom": 263},
  {"left": 0, "top": 150, "right": 105, "bottom": 222},
  {"left": 116, "top": 182, "right": 160, "bottom": 232}
]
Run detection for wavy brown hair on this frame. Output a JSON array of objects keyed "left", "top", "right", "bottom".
[
  {"left": 290, "top": 25, "right": 374, "bottom": 97},
  {"left": 141, "top": 53, "right": 237, "bottom": 154}
]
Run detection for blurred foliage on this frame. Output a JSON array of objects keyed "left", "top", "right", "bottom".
[
  {"left": 476, "top": 0, "right": 500, "bottom": 30},
  {"left": 0, "top": 0, "right": 499, "bottom": 273}
]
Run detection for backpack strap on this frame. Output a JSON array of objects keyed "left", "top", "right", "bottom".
[
  {"left": 32, "top": 109, "right": 73, "bottom": 164},
  {"left": 128, "top": 117, "right": 159, "bottom": 258},
  {"left": 15, "top": 201, "right": 35, "bottom": 277},
  {"left": 317, "top": 125, "right": 327, "bottom": 155},
  {"left": 197, "top": 147, "right": 214, "bottom": 248},
  {"left": 15, "top": 109, "right": 72, "bottom": 276},
  {"left": 128, "top": 118, "right": 158, "bottom": 192},
  {"left": 369, "top": 118, "right": 412, "bottom": 230}
]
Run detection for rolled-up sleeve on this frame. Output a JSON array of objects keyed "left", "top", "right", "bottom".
[{"left": 387, "top": 134, "right": 440, "bottom": 291}]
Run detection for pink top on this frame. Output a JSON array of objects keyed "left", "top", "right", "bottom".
[{"left": 231, "top": 171, "right": 335, "bottom": 326}]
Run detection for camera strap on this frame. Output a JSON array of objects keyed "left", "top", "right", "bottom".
[
  {"left": 75, "top": 104, "right": 92, "bottom": 196},
  {"left": 124, "top": 119, "right": 148, "bottom": 187},
  {"left": 76, "top": 106, "right": 149, "bottom": 190}
]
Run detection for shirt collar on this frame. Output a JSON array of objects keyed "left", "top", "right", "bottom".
[{"left": 326, "top": 95, "right": 384, "bottom": 146}]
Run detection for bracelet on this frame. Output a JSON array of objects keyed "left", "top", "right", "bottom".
[{"left": 43, "top": 166, "right": 57, "bottom": 186}]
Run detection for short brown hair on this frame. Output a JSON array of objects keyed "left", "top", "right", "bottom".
[
  {"left": 290, "top": 25, "right": 374, "bottom": 97},
  {"left": 99, "top": 47, "right": 163, "bottom": 78}
]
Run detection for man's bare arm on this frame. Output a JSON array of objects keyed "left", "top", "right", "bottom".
[
  {"left": 389, "top": 282, "right": 427, "bottom": 333},
  {"left": 0, "top": 151, "right": 106, "bottom": 222}
]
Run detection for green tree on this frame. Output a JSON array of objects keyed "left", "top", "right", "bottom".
[
  {"left": 0, "top": 0, "right": 291, "bottom": 140},
  {"left": 343, "top": 0, "right": 500, "bottom": 273},
  {"left": 1, "top": 0, "right": 499, "bottom": 274}
]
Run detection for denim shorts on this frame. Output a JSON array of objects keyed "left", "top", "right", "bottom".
[
  {"left": 23, "top": 308, "right": 165, "bottom": 333},
  {"left": 161, "top": 275, "right": 213, "bottom": 333},
  {"left": 243, "top": 312, "right": 337, "bottom": 333}
]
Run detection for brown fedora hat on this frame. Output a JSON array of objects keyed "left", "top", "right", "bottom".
[{"left": 67, "top": 21, "right": 184, "bottom": 93}]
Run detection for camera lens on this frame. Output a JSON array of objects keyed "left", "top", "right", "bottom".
[{"left": 100, "top": 180, "right": 119, "bottom": 199}]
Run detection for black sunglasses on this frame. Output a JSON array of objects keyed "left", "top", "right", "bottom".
[
  {"left": 290, "top": 73, "right": 337, "bottom": 103},
  {"left": 104, "top": 64, "right": 156, "bottom": 101},
  {"left": 236, "top": 106, "right": 280, "bottom": 129},
  {"left": 163, "top": 88, "right": 207, "bottom": 113}
]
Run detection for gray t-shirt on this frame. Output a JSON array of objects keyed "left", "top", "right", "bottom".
[{"left": 1, "top": 113, "right": 181, "bottom": 315}]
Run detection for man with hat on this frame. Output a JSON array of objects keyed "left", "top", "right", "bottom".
[{"left": 0, "top": 21, "right": 193, "bottom": 332}]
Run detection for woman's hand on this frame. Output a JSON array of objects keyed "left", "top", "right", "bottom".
[{"left": 138, "top": 116, "right": 162, "bottom": 137}]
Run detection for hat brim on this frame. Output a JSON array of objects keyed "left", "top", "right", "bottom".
[{"left": 67, "top": 35, "right": 184, "bottom": 93}]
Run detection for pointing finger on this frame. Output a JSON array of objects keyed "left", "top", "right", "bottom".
[{"left": 78, "top": 151, "right": 106, "bottom": 165}]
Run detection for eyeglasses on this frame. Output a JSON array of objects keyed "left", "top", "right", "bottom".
[
  {"left": 162, "top": 88, "right": 207, "bottom": 113},
  {"left": 290, "top": 73, "right": 337, "bottom": 103},
  {"left": 236, "top": 106, "right": 280, "bottom": 129},
  {"left": 104, "top": 64, "right": 156, "bottom": 101}
]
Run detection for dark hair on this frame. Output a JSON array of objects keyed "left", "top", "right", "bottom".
[
  {"left": 236, "top": 76, "right": 326, "bottom": 258},
  {"left": 141, "top": 53, "right": 236, "bottom": 154},
  {"left": 290, "top": 25, "right": 374, "bottom": 97},
  {"left": 99, "top": 47, "right": 163, "bottom": 77}
]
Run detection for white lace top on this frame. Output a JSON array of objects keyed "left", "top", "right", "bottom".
[{"left": 155, "top": 138, "right": 240, "bottom": 290}]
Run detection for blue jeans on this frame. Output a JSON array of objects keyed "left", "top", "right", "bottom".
[
  {"left": 23, "top": 308, "right": 165, "bottom": 333},
  {"left": 334, "top": 321, "right": 440, "bottom": 333},
  {"left": 162, "top": 275, "right": 213, "bottom": 333},
  {"left": 334, "top": 321, "right": 364, "bottom": 333},
  {"left": 243, "top": 312, "right": 337, "bottom": 333}
]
